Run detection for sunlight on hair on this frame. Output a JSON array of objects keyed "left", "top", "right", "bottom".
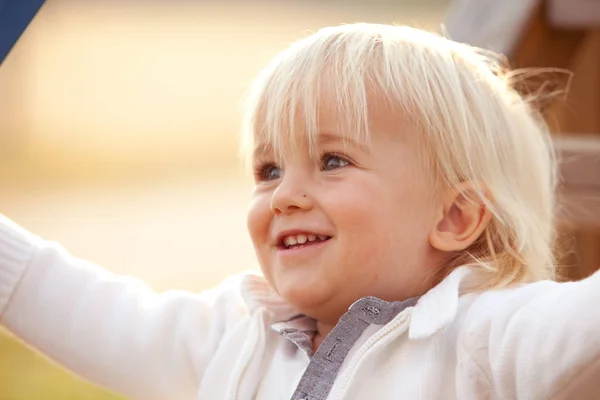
[{"left": 241, "top": 23, "right": 559, "bottom": 289}]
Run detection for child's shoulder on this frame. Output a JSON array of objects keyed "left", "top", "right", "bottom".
[
  {"left": 478, "top": 278, "right": 561, "bottom": 304},
  {"left": 459, "top": 277, "right": 568, "bottom": 331}
]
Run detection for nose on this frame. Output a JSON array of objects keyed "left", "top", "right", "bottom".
[{"left": 270, "top": 170, "right": 313, "bottom": 215}]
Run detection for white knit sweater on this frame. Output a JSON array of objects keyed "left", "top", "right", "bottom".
[{"left": 1, "top": 213, "right": 600, "bottom": 399}]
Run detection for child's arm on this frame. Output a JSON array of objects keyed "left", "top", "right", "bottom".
[
  {"left": 0, "top": 214, "right": 246, "bottom": 400},
  {"left": 463, "top": 271, "right": 600, "bottom": 399}
]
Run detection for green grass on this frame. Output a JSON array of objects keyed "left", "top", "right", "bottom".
[{"left": 0, "top": 329, "right": 127, "bottom": 400}]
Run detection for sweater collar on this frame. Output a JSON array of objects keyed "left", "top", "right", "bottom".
[{"left": 239, "top": 266, "right": 482, "bottom": 339}]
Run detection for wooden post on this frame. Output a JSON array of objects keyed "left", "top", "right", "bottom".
[{"left": 555, "top": 135, "right": 600, "bottom": 278}]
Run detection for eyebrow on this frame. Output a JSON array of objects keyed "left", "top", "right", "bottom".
[
  {"left": 252, "top": 143, "right": 272, "bottom": 160},
  {"left": 318, "top": 132, "right": 370, "bottom": 153}
]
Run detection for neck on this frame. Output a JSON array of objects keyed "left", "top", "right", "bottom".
[{"left": 312, "top": 320, "right": 336, "bottom": 353}]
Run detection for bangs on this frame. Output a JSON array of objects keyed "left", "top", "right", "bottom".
[{"left": 242, "top": 25, "right": 394, "bottom": 163}]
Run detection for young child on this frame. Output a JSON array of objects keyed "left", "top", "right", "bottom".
[{"left": 0, "top": 23, "right": 598, "bottom": 400}]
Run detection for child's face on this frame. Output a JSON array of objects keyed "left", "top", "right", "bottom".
[{"left": 247, "top": 99, "right": 444, "bottom": 323}]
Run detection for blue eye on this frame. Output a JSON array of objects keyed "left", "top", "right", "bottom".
[
  {"left": 255, "top": 163, "right": 283, "bottom": 181},
  {"left": 321, "top": 153, "right": 350, "bottom": 171}
]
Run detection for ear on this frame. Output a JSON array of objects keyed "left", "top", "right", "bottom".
[{"left": 429, "top": 182, "right": 493, "bottom": 252}]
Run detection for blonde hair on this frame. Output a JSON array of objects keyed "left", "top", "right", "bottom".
[{"left": 241, "top": 23, "right": 558, "bottom": 288}]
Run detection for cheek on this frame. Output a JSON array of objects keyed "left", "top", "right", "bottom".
[
  {"left": 324, "top": 184, "right": 393, "bottom": 258},
  {"left": 323, "top": 177, "right": 390, "bottom": 231},
  {"left": 326, "top": 179, "right": 431, "bottom": 265},
  {"left": 246, "top": 194, "right": 272, "bottom": 251}
]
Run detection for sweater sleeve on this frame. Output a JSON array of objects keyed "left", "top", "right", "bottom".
[
  {"left": 0, "top": 214, "right": 248, "bottom": 400},
  {"left": 463, "top": 269, "right": 600, "bottom": 399}
]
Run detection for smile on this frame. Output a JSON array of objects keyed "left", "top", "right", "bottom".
[
  {"left": 278, "top": 233, "right": 332, "bottom": 249},
  {"left": 275, "top": 230, "right": 331, "bottom": 250},
  {"left": 274, "top": 231, "right": 334, "bottom": 263}
]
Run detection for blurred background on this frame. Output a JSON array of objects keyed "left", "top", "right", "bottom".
[{"left": 0, "top": 0, "right": 450, "bottom": 398}]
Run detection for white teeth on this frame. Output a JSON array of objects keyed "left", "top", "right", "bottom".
[{"left": 283, "top": 234, "right": 329, "bottom": 247}]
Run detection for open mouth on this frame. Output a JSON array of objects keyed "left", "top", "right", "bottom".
[{"left": 278, "top": 233, "right": 332, "bottom": 250}]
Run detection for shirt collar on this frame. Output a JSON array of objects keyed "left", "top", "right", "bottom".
[
  {"left": 239, "top": 272, "right": 301, "bottom": 322},
  {"left": 408, "top": 266, "right": 483, "bottom": 339},
  {"left": 271, "top": 315, "right": 317, "bottom": 356},
  {"left": 239, "top": 266, "right": 483, "bottom": 339}
]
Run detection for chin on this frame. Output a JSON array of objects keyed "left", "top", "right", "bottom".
[{"left": 277, "top": 281, "right": 330, "bottom": 312}]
